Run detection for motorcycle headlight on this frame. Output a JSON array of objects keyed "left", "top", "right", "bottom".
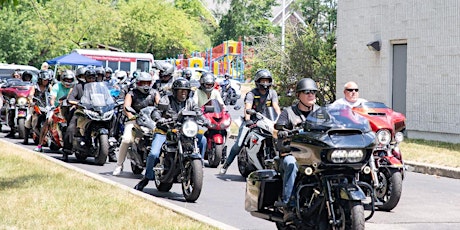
[
  {"left": 221, "top": 118, "right": 231, "bottom": 129},
  {"left": 84, "top": 109, "right": 101, "bottom": 120},
  {"left": 182, "top": 120, "right": 198, "bottom": 137},
  {"left": 102, "top": 110, "right": 114, "bottom": 120},
  {"left": 376, "top": 130, "right": 391, "bottom": 145},
  {"left": 330, "top": 149, "right": 364, "bottom": 163},
  {"left": 395, "top": 132, "right": 404, "bottom": 143},
  {"left": 17, "top": 97, "right": 27, "bottom": 106}
]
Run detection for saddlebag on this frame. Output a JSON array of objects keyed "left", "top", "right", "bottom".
[{"left": 245, "top": 169, "right": 281, "bottom": 212}]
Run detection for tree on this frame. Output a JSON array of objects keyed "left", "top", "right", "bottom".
[{"left": 214, "top": 0, "right": 279, "bottom": 46}]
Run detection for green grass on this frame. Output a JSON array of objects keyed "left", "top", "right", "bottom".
[
  {"left": 401, "top": 138, "right": 460, "bottom": 168},
  {"left": 0, "top": 142, "right": 217, "bottom": 230}
]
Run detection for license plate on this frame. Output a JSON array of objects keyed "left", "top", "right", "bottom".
[{"left": 18, "top": 110, "right": 26, "bottom": 117}]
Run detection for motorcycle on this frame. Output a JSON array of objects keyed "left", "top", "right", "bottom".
[
  {"left": 237, "top": 107, "right": 278, "bottom": 177},
  {"left": 352, "top": 101, "right": 406, "bottom": 212},
  {"left": 71, "top": 82, "right": 116, "bottom": 165},
  {"left": 0, "top": 79, "right": 33, "bottom": 138},
  {"left": 28, "top": 95, "right": 50, "bottom": 145},
  {"left": 202, "top": 99, "right": 232, "bottom": 168},
  {"left": 124, "top": 106, "right": 156, "bottom": 174},
  {"left": 220, "top": 80, "right": 238, "bottom": 105},
  {"left": 245, "top": 105, "right": 376, "bottom": 229},
  {"left": 154, "top": 107, "right": 204, "bottom": 202}
]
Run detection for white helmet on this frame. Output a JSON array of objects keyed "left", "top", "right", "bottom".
[{"left": 114, "top": 70, "right": 128, "bottom": 84}]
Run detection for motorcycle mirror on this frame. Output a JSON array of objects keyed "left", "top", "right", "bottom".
[
  {"left": 246, "top": 109, "right": 256, "bottom": 115},
  {"left": 233, "top": 105, "right": 241, "bottom": 110}
]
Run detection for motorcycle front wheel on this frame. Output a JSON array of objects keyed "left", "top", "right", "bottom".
[
  {"left": 207, "top": 143, "right": 223, "bottom": 168},
  {"left": 94, "top": 134, "right": 109, "bottom": 166},
  {"left": 376, "top": 169, "right": 403, "bottom": 211},
  {"left": 182, "top": 159, "right": 203, "bottom": 202},
  {"left": 17, "top": 118, "right": 26, "bottom": 139}
]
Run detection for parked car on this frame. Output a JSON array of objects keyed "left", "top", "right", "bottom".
[{"left": 0, "top": 63, "right": 39, "bottom": 83}]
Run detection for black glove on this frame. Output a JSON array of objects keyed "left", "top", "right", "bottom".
[
  {"left": 245, "top": 120, "right": 254, "bottom": 127},
  {"left": 277, "top": 131, "right": 289, "bottom": 139}
]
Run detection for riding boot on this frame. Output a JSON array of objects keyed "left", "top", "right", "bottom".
[
  {"left": 23, "top": 128, "right": 30, "bottom": 144},
  {"left": 134, "top": 177, "right": 149, "bottom": 191}
]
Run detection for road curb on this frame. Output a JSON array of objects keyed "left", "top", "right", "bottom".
[
  {"left": 2, "top": 139, "right": 238, "bottom": 230},
  {"left": 405, "top": 160, "right": 460, "bottom": 179}
]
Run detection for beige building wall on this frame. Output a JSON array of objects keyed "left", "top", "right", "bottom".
[{"left": 337, "top": 0, "right": 460, "bottom": 143}]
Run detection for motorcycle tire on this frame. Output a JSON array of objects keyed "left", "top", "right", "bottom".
[
  {"left": 49, "top": 142, "right": 60, "bottom": 151},
  {"left": 207, "top": 144, "right": 224, "bottom": 168},
  {"left": 182, "top": 159, "right": 203, "bottom": 202},
  {"left": 155, "top": 180, "right": 173, "bottom": 192},
  {"left": 237, "top": 148, "right": 255, "bottom": 178},
  {"left": 131, "top": 162, "right": 143, "bottom": 175},
  {"left": 17, "top": 118, "right": 26, "bottom": 139},
  {"left": 95, "top": 134, "right": 109, "bottom": 166},
  {"left": 344, "top": 200, "right": 365, "bottom": 230},
  {"left": 376, "top": 169, "right": 403, "bottom": 211}
]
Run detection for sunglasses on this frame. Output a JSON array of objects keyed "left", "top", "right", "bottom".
[
  {"left": 301, "top": 90, "right": 316, "bottom": 95},
  {"left": 346, "top": 88, "right": 359, "bottom": 92}
]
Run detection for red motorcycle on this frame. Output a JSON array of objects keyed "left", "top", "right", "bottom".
[
  {"left": 353, "top": 101, "right": 406, "bottom": 213},
  {"left": 0, "top": 79, "right": 33, "bottom": 138},
  {"left": 202, "top": 99, "right": 232, "bottom": 168}
]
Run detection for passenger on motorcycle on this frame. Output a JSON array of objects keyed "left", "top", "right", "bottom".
[
  {"left": 153, "top": 61, "right": 175, "bottom": 96},
  {"left": 5, "top": 71, "right": 34, "bottom": 138},
  {"left": 114, "top": 70, "right": 130, "bottom": 99},
  {"left": 332, "top": 81, "right": 367, "bottom": 108},
  {"left": 220, "top": 69, "right": 281, "bottom": 174},
  {"left": 274, "top": 78, "right": 319, "bottom": 222},
  {"left": 193, "top": 72, "right": 225, "bottom": 109},
  {"left": 64, "top": 69, "right": 98, "bottom": 155},
  {"left": 112, "top": 72, "right": 159, "bottom": 176},
  {"left": 25, "top": 70, "right": 52, "bottom": 147},
  {"left": 75, "top": 66, "right": 88, "bottom": 84},
  {"left": 134, "top": 78, "right": 209, "bottom": 191}
]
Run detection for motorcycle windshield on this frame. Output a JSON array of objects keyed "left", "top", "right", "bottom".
[
  {"left": 80, "top": 82, "right": 115, "bottom": 107},
  {"left": 355, "top": 101, "right": 389, "bottom": 109},
  {"left": 138, "top": 106, "right": 156, "bottom": 130},
  {"left": 304, "top": 104, "right": 371, "bottom": 132},
  {"left": 203, "top": 99, "right": 223, "bottom": 113}
]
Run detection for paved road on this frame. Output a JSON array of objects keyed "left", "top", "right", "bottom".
[{"left": 3, "top": 100, "right": 460, "bottom": 229}]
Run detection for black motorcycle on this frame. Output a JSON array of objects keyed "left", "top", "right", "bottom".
[
  {"left": 220, "top": 80, "right": 238, "bottom": 105},
  {"left": 124, "top": 106, "right": 156, "bottom": 174},
  {"left": 245, "top": 105, "right": 376, "bottom": 229},
  {"left": 154, "top": 107, "right": 204, "bottom": 202},
  {"left": 71, "top": 82, "right": 116, "bottom": 165}
]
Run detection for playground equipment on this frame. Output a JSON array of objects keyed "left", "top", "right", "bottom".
[{"left": 171, "top": 40, "right": 245, "bottom": 82}]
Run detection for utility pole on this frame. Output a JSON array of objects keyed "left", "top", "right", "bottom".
[{"left": 281, "top": 0, "right": 285, "bottom": 52}]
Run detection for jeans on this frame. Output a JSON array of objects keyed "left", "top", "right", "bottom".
[
  {"left": 145, "top": 133, "right": 206, "bottom": 180},
  {"left": 224, "top": 120, "right": 247, "bottom": 166},
  {"left": 280, "top": 155, "right": 298, "bottom": 204}
]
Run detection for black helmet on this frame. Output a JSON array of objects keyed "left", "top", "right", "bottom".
[
  {"left": 84, "top": 69, "right": 97, "bottom": 82},
  {"left": 182, "top": 68, "right": 192, "bottom": 80},
  {"left": 22, "top": 70, "right": 33, "bottom": 82},
  {"left": 95, "top": 67, "right": 105, "bottom": 78},
  {"left": 296, "top": 78, "right": 318, "bottom": 92},
  {"left": 254, "top": 69, "right": 273, "bottom": 90},
  {"left": 38, "top": 70, "right": 52, "bottom": 83},
  {"left": 157, "top": 61, "right": 174, "bottom": 78},
  {"left": 172, "top": 78, "right": 191, "bottom": 101},
  {"left": 199, "top": 72, "right": 215, "bottom": 93},
  {"left": 224, "top": 73, "right": 230, "bottom": 79}
]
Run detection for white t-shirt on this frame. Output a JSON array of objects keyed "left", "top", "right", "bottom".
[{"left": 332, "top": 98, "right": 367, "bottom": 108}]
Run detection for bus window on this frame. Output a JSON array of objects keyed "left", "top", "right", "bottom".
[
  {"left": 108, "top": 62, "right": 118, "bottom": 71},
  {"left": 120, "top": 62, "right": 130, "bottom": 71},
  {"left": 137, "top": 60, "right": 150, "bottom": 72}
]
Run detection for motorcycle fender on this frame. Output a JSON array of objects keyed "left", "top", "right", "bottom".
[
  {"left": 98, "top": 128, "right": 109, "bottom": 135},
  {"left": 212, "top": 134, "right": 224, "bottom": 144},
  {"left": 382, "top": 155, "right": 404, "bottom": 168},
  {"left": 339, "top": 184, "right": 366, "bottom": 201}
]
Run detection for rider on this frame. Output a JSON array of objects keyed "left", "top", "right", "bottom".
[
  {"left": 134, "top": 78, "right": 209, "bottom": 191},
  {"left": 112, "top": 72, "right": 159, "bottom": 176},
  {"left": 95, "top": 67, "right": 106, "bottom": 83},
  {"left": 5, "top": 71, "right": 34, "bottom": 138},
  {"left": 182, "top": 68, "right": 192, "bottom": 81},
  {"left": 274, "top": 78, "right": 319, "bottom": 222},
  {"left": 153, "top": 61, "right": 175, "bottom": 97},
  {"left": 64, "top": 69, "right": 97, "bottom": 154},
  {"left": 114, "top": 70, "right": 130, "bottom": 99},
  {"left": 105, "top": 67, "right": 113, "bottom": 81},
  {"left": 193, "top": 72, "right": 225, "bottom": 108},
  {"left": 332, "top": 81, "right": 367, "bottom": 108},
  {"left": 24, "top": 70, "right": 51, "bottom": 147},
  {"left": 219, "top": 69, "right": 281, "bottom": 174}
]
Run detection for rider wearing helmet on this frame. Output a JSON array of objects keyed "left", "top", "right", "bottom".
[
  {"left": 112, "top": 72, "right": 160, "bottom": 176},
  {"left": 153, "top": 61, "right": 175, "bottom": 96},
  {"left": 27, "top": 70, "right": 52, "bottom": 150},
  {"left": 94, "top": 67, "right": 105, "bottom": 82},
  {"left": 182, "top": 68, "right": 193, "bottom": 81},
  {"left": 75, "top": 66, "right": 88, "bottom": 84},
  {"left": 220, "top": 69, "right": 281, "bottom": 174},
  {"left": 105, "top": 67, "right": 113, "bottom": 81},
  {"left": 134, "top": 78, "right": 209, "bottom": 191},
  {"left": 273, "top": 78, "right": 319, "bottom": 222},
  {"left": 193, "top": 72, "right": 225, "bottom": 108},
  {"left": 21, "top": 70, "right": 33, "bottom": 82}
]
